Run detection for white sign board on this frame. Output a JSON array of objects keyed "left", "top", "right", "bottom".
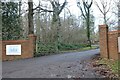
[
  {"left": 118, "top": 37, "right": 120, "bottom": 53},
  {"left": 6, "top": 45, "right": 21, "bottom": 55}
]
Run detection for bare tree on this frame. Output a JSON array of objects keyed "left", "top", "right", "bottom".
[
  {"left": 110, "top": 0, "right": 120, "bottom": 30},
  {"left": 77, "top": 0, "right": 93, "bottom": 47},
  {"left": 28, "top": 0, "right": 53, "bottom": 34},
  {"left": 33, "top": 0, "right": 67, "bottom": 51},
  {"left": 95, "top": 0, "right": 111, "bottom": 24},
  {"left": 50, "top": 0, "right": 67, "bottom": 51}
]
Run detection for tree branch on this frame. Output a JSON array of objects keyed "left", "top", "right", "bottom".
[
  {"left": 83, "top": 1, "right": 88, "bottom": 14},
  {"left": 58, "top": 0, "right": 67, "bottom": 15},
  {"left": 33, "top": 6, "right": 53, "bottom": 12},
  {"left": 106, "top": 0, "right": 111, "bottom": 13},
  {"left": 95, "top": 1, "right": 104, "bottom": 14},
  {"left": 77, "top": 4, "right": 87, "bottom": 19},
  {"left": 89, "top": 0, "right": 93, "bottom": 8}
]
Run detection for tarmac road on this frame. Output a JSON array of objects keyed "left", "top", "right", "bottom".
[{"left": 2, "top": 49, "right": 101, "bottom": 78}]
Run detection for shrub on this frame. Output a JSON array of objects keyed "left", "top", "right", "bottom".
[{"left": 35, "top": 42, "right": 88, "bottom": 57}]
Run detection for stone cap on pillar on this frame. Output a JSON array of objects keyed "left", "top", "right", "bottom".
[
  {"left": 99, "top": 24, "right": 108, "bottom": 27},
  {"left": 28, "top": 34, "right": 36, "bottom": 37},
  {"left": 28, "top": 34, "right": 36, "bottom": 41}
]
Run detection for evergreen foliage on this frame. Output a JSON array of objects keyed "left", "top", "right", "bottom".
[{"left": 2, "top": 2, "right": 22, "bottom": 40}]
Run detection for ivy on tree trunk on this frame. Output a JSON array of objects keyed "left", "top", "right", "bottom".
[{"left": 28, "top": 0, "right": 34, "bottom": 34}]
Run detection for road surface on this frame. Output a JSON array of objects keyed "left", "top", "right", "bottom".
[{"left": 2, "top": 49, "right": 101, "bottom": 78}]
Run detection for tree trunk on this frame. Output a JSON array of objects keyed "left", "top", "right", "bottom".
[
  {"left": 104, "top": 14, "right": 107, "bottom": 24},
  {"left": 28, "top": 0, "right": 34, "bottom": 34},
  {"left": 86, "top": 10, "right": 91, "bottom": 47}
]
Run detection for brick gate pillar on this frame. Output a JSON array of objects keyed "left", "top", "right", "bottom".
[
  {"left": 99, "top": 25, "right": 109, "bottom": 59},
  {"left": 28, "top": 34, "right": 36, "bottom": 57}
]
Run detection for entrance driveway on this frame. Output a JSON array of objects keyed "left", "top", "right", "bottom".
[{"left": 3, "top": 49, "right": 101, "bottom": 78}]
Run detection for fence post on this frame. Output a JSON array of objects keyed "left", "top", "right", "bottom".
[
  {"left": 99, "top": 25, "right": 109, "bottom": 59},
  {"left": 28, "top": 34, "right": 36, "bottom": 57}
]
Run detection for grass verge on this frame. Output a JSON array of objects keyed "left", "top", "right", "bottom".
[
  {"left": 60, "top": 46, "right": 98, "bottom": 53},
  {"left": 98, "top": 58, "right": 120, "bottom": 76}
]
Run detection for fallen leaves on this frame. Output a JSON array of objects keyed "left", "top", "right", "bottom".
[{"left": 90, "top": 54, "right": 119, "bottom": 78}]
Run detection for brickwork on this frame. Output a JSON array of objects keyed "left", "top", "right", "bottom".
[
  {"left": 99, "top": 25, "right": 109, "bottom": 59},
  {"left": 1, "top": 34, "right": 36, "bottom": 61},
  {"left": 99, "top": 25, "right": 120, "bottom": 60},
  {"left": 108, "top": 32, "right": 119, "bottom": 60}
]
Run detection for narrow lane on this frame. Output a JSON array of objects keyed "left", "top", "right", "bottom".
[{"left": 3, "top": 49, "right": 101, "bottom": 78}]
